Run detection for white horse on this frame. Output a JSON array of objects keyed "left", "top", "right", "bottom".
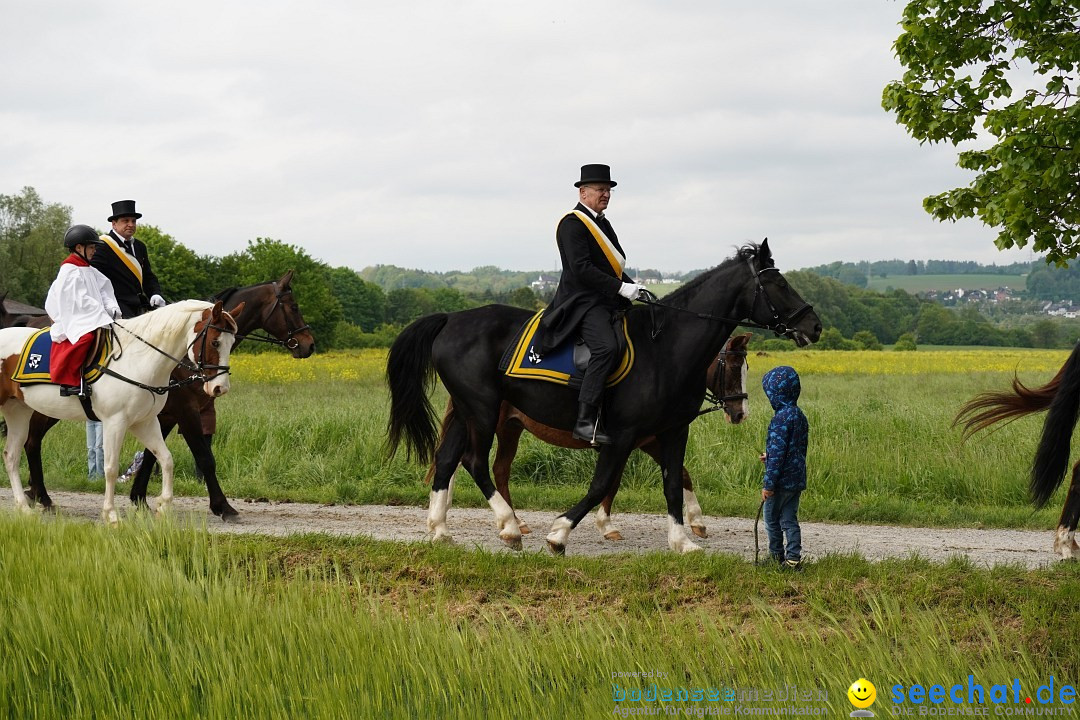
[{"left": 0, "top": 300, "right": 242, "bottom": 525}]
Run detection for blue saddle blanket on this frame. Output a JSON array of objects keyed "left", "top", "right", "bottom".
[
  {"left": 499, "top": 310, "right": 633, "bottom": 388},
  {"left": 11, "top": 328, "right": 112, "bottom": 385}
]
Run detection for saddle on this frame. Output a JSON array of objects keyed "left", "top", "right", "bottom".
[
  {"left": 11, "top": 327, "right": 113, "bottom": 386},
  {"left": 499, "top": 310, "right": 634, "bottom": 388}
]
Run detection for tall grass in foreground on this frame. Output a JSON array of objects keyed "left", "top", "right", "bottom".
[
  {"left": 23, "top": 348, "right": 1075, "bottom": 528},
  {"left": 2, "top": 516, "right": 1076, "bottom": 719}
]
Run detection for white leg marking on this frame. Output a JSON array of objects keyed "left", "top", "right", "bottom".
[
  {"left": 1054, "top": 526, "right": 1078, "bottom": 561},
  {"left": 684, "top": 489, "right": 706, "bottom": 534},
  {"left": 667, "top": 515, "right": 702, "bottom": 554},
  {"left": 546, "top": 516, "right": 573, "bottom": 549},
  {"left": 427, "top": 486, "right": 452, "bottom": 542},
  {"left": 489, "top": 491, "right": 522, "bottom": 548}
]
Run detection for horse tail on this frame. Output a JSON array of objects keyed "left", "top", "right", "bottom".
[
  {"left": 954, "top": 372, "right": 1063, "bottom": 440},
  {"left": 386, "top": 313, "right": 449, "bottom": 464},
  {"left": 423, "top": 398, "right": 457, "bottom": 485},
  {"left": 1030, "top": 344, "right": 1080, "bottom": 508}
]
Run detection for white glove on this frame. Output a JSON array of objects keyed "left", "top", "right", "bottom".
[
  {"left": 149, "top": 294, "right": 166, "bottom": 308},
  {"left": 617, "top": 282, "right": 646, "bottom": 300},
  {"left": 110, "top": 308, "right": 122, "bottom": 320}
]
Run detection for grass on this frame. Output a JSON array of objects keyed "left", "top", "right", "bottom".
[
  {"left": 20, "top": 348, "right": 1074, "bottom": 530},
  {"left": 1, "top": 515, "right": 1077, "bottom": 718},
  {"left": 866, "top": 273, "right": 1026, "bottom": 293}
]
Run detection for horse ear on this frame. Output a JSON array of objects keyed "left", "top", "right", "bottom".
[
  {"left": 734, "top": 332, "right": 752, "bottom": 349},
  {"left": 211, "top": 300, "right": 224, "bottom": 320},
  {"left": 760, "top": 237, "right": 771, "bottom": 258},
  {"left": 278, "top": 270, "right": 294, "bottom": 288},
  {"left": 228, "top": 301, "right": 246, "bottom": 320}
]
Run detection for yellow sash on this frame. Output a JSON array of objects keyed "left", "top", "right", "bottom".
[
  {"left": 571, "top": 211, "right": 625, "bottom": 277},
  {"left": 99, "top": 233, "right": 143, "bottom": 286}
]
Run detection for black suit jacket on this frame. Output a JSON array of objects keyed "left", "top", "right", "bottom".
[
  {"left": 91, "top": 230, "right": 163, "bottom": 319},
  {"left": 538, "top": 203, "right": 633, "bottom": 352}
]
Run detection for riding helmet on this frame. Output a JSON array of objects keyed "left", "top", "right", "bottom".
[{"left": 63, "top": 224, "right": 105, "bottom": 249}]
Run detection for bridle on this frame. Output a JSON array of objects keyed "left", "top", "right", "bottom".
[
  {"left": 637, "top": 256, "right": 814, "bottom": 342},
  {"left": 700, "top": 346, "right": 748, "bottom": 417},
  {"left": 234, "top": 285, "right": 311, "bottom": 350},
  {"left": 705, "top": 347, "right": 749, "bottom": 410},
  {"left": 93, "top": 313, "right": 237, "bottom": 395}
]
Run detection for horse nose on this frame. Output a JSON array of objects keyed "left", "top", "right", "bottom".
[{"left": 730, "top": 410, "right": 745, "bottom": 424}]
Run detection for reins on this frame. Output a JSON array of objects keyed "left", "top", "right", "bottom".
[
  {"left": 91, "top": 314, "right": 237, "bottom": 395},
  {"left": 697, "top": 348, "right": 749, "bottom": 418},
  {"left": 229, "top": 286, "right": 310, "bottom": 350},
  {"left": 635, "top": 258, "right": 813, "bottom": 341}
]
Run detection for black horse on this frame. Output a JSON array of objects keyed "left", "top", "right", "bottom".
[
  {"left": 20, "top": 272, "right": 315, "bottom": 518},
  {"left": 387, "top": 240, "right": 821, "bottom": 554}
]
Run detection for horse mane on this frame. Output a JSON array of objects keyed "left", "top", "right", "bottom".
[
  {"left": 121, "top": 300, "right": 214, "bottom": 346},
  {"left": 211, "top": 280, "right": 277, "bottom": 305},
  {"left": 663, "top": 243, "right": 767, "bottom": 309}
]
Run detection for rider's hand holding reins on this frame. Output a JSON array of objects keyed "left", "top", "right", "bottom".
[{"left": 618, "top": 282, "right": 646, "bottom": 300}]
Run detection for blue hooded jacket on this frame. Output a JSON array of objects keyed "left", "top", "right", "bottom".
[{"left": 762, "top": 365, "right": 808, "bottom": 492}]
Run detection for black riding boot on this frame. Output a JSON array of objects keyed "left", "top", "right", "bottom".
[{"left": 572, "top": 402, "right": 612, "bottom": 445}]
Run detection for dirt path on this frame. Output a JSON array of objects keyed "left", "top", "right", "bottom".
[{"left": 10, "top": 490, "right": 1062, "bottom": 569}]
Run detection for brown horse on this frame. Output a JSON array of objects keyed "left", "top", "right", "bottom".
[
  {"left": 19, "top": 272, "right": 315, "bottom": 519},
  {"left": 955, "top": 344, "right": 1080, "bottom": 560},
  {"left": 425, "top": 333, "right": 752, "bottom": 542}
]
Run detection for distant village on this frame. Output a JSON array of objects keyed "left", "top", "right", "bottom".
[{"left": 922, "top": 286, "right": 1078, "bottom": 317}]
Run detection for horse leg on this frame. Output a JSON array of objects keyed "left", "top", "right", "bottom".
[
  {"left": 2, "top": 403, "right": 35, "bottom": 514},
  {"left": 130, "top": 421, "right": 174, "bottom": 509},
  {"left": 657, "top": 425, "right": 700, "bottom": 554},
  {"left": 428, "top": 414, "right": 468, "bottom": 543},
  {"left": 126, "top": 416, "right": 175, "bottom": 516},
  {"left": 493, "top": 413, "right": 530, "bottom": 534},
  {"left": 1053, "top": 460, "right": 1080, "bottom": 560},
  {"left": 24, "top": 413, "right": 59, "bottom": 510},
  {"left": 100, "top": 421, "right": 128, "bottom": 526},
  {"left": 547, "top": 443, "right": 632, "bottom": 555},
  {"left": 594, "top": 472, "right": 624, "bottom": 541},
  {"left": 459, "top": 425, "right": 523, "bottom": 550},
  {"left": 177, "top": 408, "right": 236, "bottom": 520},
  {"left": 639, "top": 438, "right": 705, "bottom": 538}
]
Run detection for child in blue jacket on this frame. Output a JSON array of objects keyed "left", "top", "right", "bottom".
[{"left": 760, "top": 365, "right": 809, "bottom": 569}]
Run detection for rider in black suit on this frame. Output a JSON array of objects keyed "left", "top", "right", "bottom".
[
  {"left": 538, "top": 164, "right": 645, "bottom": 445},
  {"left": 91, "top": 200, "right": 164, "bottom": 319}
]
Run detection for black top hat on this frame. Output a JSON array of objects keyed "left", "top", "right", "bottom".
[
  {"left": 107, "top": 199, "right": 142, "bottom": 222},
  {"left": 574, "top": 164, "right": 617, "bottom": 188}
]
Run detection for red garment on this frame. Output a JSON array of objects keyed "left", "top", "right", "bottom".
[
  {"left": 49, "top": 253, "right": 97, "bottom": 386},
  {"left": 50, "top": 322, "right": 96, "bottom": 386}
]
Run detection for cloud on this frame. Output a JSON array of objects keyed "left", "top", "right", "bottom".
[{"left": 0, "top": 0, "right": 1038, "bottom": 274}]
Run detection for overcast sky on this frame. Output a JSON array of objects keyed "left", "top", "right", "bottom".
[{"left": 1, "top": 0, "right": 1040, "bottom": 274}]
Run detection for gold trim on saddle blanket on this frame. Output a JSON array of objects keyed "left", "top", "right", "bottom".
[
  {"left": 505, "top": 309, "right": 634, "bottom": 387},
  {"left": 100, "top": 233, "right": 143, "bottom": 286},
  {"left": 11, "top": 328, "right": 113, "bottom": 385},
  {"left": 571, "top": 210, "right": 625, "bottom": 277}
]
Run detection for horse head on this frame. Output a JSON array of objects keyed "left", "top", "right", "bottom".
[
  {"left": 740, "top": 239, "right": 821, "bottom": 347},
  {"left": 269, "top": 270, "right": 316, "bottom": 358},
  {"left": 706, "top": 332, "right": 751, "bottom": 424},
  {"left": 191, "top": 301, "right": 243, "bottom": 398}
]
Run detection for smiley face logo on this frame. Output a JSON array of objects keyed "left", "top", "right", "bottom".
[{"left": 847, "top": 678, "right": 876, "bottom": 709}]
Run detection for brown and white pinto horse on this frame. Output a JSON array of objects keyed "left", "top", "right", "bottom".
[
  {"left": 1, "top": 300, "right": 242, "bottom": 525},
  {"left": 17, "top": 272, "right": 315, "bottom": 519},
  {"left": 425, "top": 333, "right": 752, "bottom": 543},
  {"left": 956, "top": 343, "right": 1080, "bottom": 560}
]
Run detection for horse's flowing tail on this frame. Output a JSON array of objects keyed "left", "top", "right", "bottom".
[
  {"left": 956, "top": 342, "right": 1080, "bottom": 508},
  {"left": 1031, "top": 344, "right": 1080, "bottom": 508},
  {"left": 386, "top": 313, "right": 449, "bottom": 464}
]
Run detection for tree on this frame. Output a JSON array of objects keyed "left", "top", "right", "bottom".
[
  {"left": 138, "top": 224, "right": 220, "bottom": 301},
  {"left": 328, "top": 266, "right": 386, "bottom": 332},
  {"left": 883, "top": 1, "right": 1080, "bottom": 264},
  {"left": 0, "top": 187, "right": 71, "bottom": 306}
]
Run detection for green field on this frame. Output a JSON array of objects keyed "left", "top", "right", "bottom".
[
  {"left": 866, "top": 273, "right": 1026, "bottom": 293},
  {"left": 4, "top": 347, "right": 1080, "bottom": 717}
]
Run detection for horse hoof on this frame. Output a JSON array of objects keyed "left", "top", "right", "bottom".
[
  {"left": 604, "top": 531, "right": 624, "bottom": 541},
  {"left": 518, "top": 522, "right": 532, "bottom": 535},
  {"left": 546, "top": 540, "right": 566, "bottom": 556},
  {"left": 691, "top": 525, "right": 708, "bottom": 539},
  {"left": 500, "top": 534, "right": 523, "bottom": 551},
  {"left": 214, "top": 505, "right": 240, "bottom": 522},
  {"left": 681, "top": 543, "right": 703, "bottom": 554},
  {"left": 431, "top": 531, "right": 454, "bottom": 544}
]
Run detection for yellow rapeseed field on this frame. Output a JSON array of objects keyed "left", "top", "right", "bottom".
[{"left": 229, "top": 347, "right": 1072, "bottom": 384}]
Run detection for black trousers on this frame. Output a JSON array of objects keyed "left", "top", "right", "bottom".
[{"left": 577, "top": 306, "right": 620, "bottom": 406}]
